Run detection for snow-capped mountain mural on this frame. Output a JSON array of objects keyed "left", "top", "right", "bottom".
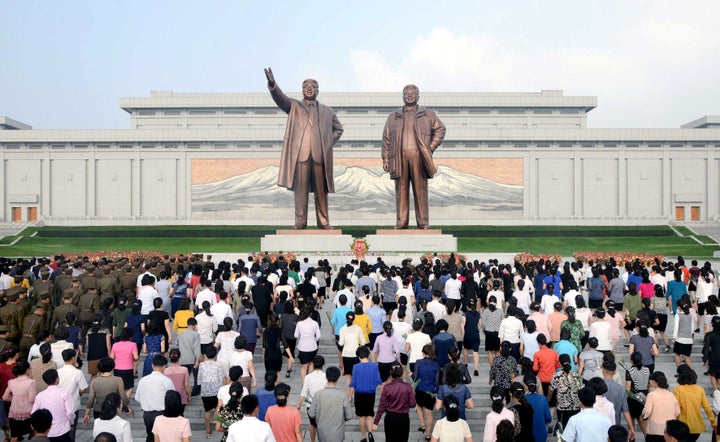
[{"left": 191, "top": 163, "right": 523, "bottom": 222}]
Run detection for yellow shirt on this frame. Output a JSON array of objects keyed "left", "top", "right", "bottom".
[
  {"left": 674, "top": 384, "right": 716, "bottom": 434},
  {"left": 173, "top": 310, "right": 195, "bottom": 332},
  {"left": 353, "top": 313, "right": 372, "bottom": 344}
]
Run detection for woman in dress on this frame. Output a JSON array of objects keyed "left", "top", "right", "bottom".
[
  {"left": 603, "top": 301, "right": 626, "bottom": 350},
  {"left": 110, "top": 327, "right": 138, "bottom": 399},
  {"left": 83, "top": 357, "right": 132, "bottom": 424},
  {"left": 215, "top": 316, "right": 240, "bottom": 373},
  {"left": 641, "top": 370, "right": 679, "bottom": 442},
  {"left": 560, "top": 306, "right": 584, "bottom": 354},
  {"left": 2, "top": 360, "right": 35, "bottom": 442},
  {"left": 509, "top": 381, "right": 535, "bottom": 442},
  {"left": 197, "top": 346, "right": 226, "bottom": 438},
  {"left": 373, "top": 321, "right": 401, "bottom": 383},
  {"left": 146, "top": 297, "right": 171, "bottom": 347},
  {"left": 523, "top": 374, "right": 552, "bottom": 442},
  {"left": 548, "top": 353, "right": 582, "bottom": 432},
  {"left": 86, "top": 314, "right": 112, "bottom": 380},
  {"left": 29, "top": 343, "right": 56, "bottom": 393},
  {"left": 589, "top": 307, "right": 612, "bottom": 356},
  {"left": 151, "top": 390, "right": 191, "bottom": 442},
  {"left": 629, "top": 321, "right": 659, "bottom": 373},
  {"left": 123, "top": 300, "right": 145, "bottom": 356},
  {"left": 228, "top": 335, "right": 256, "bottom": 393},
  {"left": 112, "top": 295, "right": 130, "bottom": 340},
  {"left": 195, "top": 300, "right": 218, "bottom": 356},
  {"left": 263, "top": 312, "right": 292, "bottom": 373},
  {"left": 462, "top": 300, "right": 482, "bottom": 376},
  {"left": 171, "top": 273, "right": 189, "bottom": 317},
  {"left": 279, "top": 300, "right": 299, "bottom": 378},
  {"left": 294, "top": 306, "right": 322, "bottom": 383},
  {"left": 481, "top": 295, "right": 504, "bottom": 366},
  {"left": 141, "top": 322, "right": 165, "bottom": 377},
  {"left": 489, "top": 341, "right": 518, "bottom": 398},
  {"left": 172, "top": 297, "right": 195, "bottom": 335},
  {"left": 703, "top": 316, "right": 720, "bottom": 390},
  {"left": 413, "top": 344, "right": 440, "bottom": 441},
  {"left": 626, "top": 351, "right": 651, "bottom": 436}
]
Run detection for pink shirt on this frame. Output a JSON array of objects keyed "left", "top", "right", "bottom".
[
  {"left": 265, "top": 405, "right": 302, "bottom": 442},
  {"left": 32, "top": 385, "right": 74, "bottom": 437},
  {"left": 2, "top": 375, "right": 36, "bottom": 420},
  {"left": 111, "top": 341, "right": 138, "bottom": 370},
  {"left": 163, "top": 364, "right": 189, "bottom": 405},
  {"left": 152, "top": 415, "right": 192, "bottom": 440}
]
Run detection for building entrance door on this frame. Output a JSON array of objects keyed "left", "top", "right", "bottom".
[
  {"left": 675, "top": 206, "right": 685, "bottom": 221},
  {"left": 690, "top": 206, "right": 700, "bottom": 221},
  {"left": 27, "top": 207, "right": 38, "bottom": 221},
  {"left": 11, "top": 207, "right": 21, "bottom": 221}
]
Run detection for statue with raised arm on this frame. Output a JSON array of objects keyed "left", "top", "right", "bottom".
[
  {"left": 264, "top": 67, "right": 344, "bottom": 229},
  {"left": 382, "top": 84, "right": 446, "bottom": 229}
]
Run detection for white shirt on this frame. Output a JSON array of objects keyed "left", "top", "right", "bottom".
[
  {"left": 498, "top": 316, "right": 524, "bottom": 344},
  {"left": 136, "top": 271, "right": 156, "bottom": 288},
  {"left": 392, "top": 321, "right": 413, "bottom": 354},
  {"left": 395, "top": 287, "right": 415, "bottom": 304},
  {"left": 333, "top": 288, "right": 355, "bottom": 309},
  {"left": 427, "top": 300, "right": 446, "bottom": 323},
  {"left": 135, "top": 371, "right": 174, "bottom": 411},
  {"left": 227, "top": 415, "right": 275, "bottom": 442},
  {"left": 565, "top": 289, "right": 581, "bottom": 308},
  {"left": 405, "top": 331, "right": 432, "bottom": 364},
  {"left": 210, "top": 301, "right": 233, "bottom": 322},
  {"left": 589, "top": 321, "right": 612, "bottom": 351},
  {"left": 299, "top": 369, "right": 328, "bottom": 409},
  {"left": 541, "top": 294, "right": 561, "bottom": 316},
  {"left": 217, "top": 383, "right": 249, "bottom": 406},
  {"left": 444, "top": 278, "right": 462, "bottom": 300},
  {"left": 234, "top": 275, "right": 254, "bottom": 293},
  {"left": 57, "top": 363, "right": 88, "bottom": 412},
  {"left": 138, "top": 286, "right": 159, "bottom": 315},
  {"left": 487, "top": 289, "right": 505, "bottom": 307},
  {"left": 195, "top": 312, "right": 218, "bottom": 345},
  {"left": 512, "top": 290, "right": 532, "bottom": 314},
  {"left": 50, "top": 341, "right": 74, "bottom": 368},
  {"left": 93, "top": 416, "right": 133, "bottom": 442},
  {"left": 521, "top": 331, "right": 540, "bottom": 360},
  {"left": 195, "top": 288, "right": 217, "bottom": 308}
]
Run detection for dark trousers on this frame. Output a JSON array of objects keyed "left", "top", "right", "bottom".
[
  {"left": 143, "top": 410, "right": 163, "bottom": 442},
  {"left": 385, "top": 411, "right": 410, "bottom": 442},
  {"left": 183, "top": 363, "right": 198, "bottom": 387},
  {"left": 293, "top": 160, "right": 329, "bottom": 229},
  {"left": 49, "top": 433, "right": 72, "bottom": 442},
  {"left": 394, "top": 148, "right": 429, "bottom": 228}
]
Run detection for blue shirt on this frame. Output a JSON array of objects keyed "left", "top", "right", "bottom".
[
  {"left": 412, "top": 357, "right": 440, "bottom": 393},
  {"left": 553, "top": 340, "right": 579, "bottom": 372},
  {"left": 667, "top": 279, "right": 688, "bottom": 314},
  {"left": 331, "top": 306, "right": 352, "bottom": 337},
  {"left": 432, "top": 332, "right": 456, "bottom": 368},
  {"left": 533, "top": 273, "right": 546, "bottom": 298},
  {"left": 543, "top": 274, "right": 563, "bottom": 298},
  {"left": 349, "top": 361, "right": 382, "bottom": 393},
  {"left": 526, "top": 392, "right": 552, "bottom": 442},
  {"left": 561, "top": 407, "right": 612, "bottom": 442},
  {"left": 256, "top": 388, "right": 277, "bottom": 421},
  {"left": 366, "top": 306, "right": 385, "bottom": 334}
]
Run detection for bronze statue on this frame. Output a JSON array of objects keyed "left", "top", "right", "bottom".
[
  {"left": 382, "top": 85, "right": 446, "bottom": 229},
  {"left": 264, "top": 68, "right": 344, "bottom": 229}
]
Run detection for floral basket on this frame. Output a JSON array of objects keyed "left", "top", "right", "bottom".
[
  {"left": 250, "top": 251, "right": 297, "bottom": 264},
  {"left": 422, "top": 253, "right": 468, "bottom": 266},
  {"left": 350, "top": 239, "right": 369, "bottom": 262},
  {"left": 573, "top": 252, "right": 663, "bottom": 267},
  {"left": 513, "top": 253, "right": 562, "bottom": 265}
]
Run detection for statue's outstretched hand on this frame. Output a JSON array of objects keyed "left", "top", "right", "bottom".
[{"left": 264, "top": 67, "right": 275, "bottom": 87}]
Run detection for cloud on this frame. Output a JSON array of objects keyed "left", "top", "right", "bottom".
[{"left": 346, "top": 10, "right": 720, "bottom": 128}]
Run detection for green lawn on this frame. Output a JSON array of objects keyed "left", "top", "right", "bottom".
[{"left": 0, "top": 225, "right": 716, "bottom": 259}]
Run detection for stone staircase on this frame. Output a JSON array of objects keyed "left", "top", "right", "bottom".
[{"left": 72, "top": 303, "right": 717, "bottom": 442}]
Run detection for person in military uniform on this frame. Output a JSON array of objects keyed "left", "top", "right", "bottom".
[
  {"left": 51, "top": 291, "right": 78, "bottom": 331},
  {"left": 67, "top": 276, "right": 82, "bottom": 305},
  {"left": 20, "top": 304, "right": 46, "bottom": 360},
  {"left": 16, "top": 288, "right": 31, "bottom": 318},
  {"left": 80, "top": 265, "right": 99, "bottom": 294},
  {"left": 52, "top": 268, "right": 73, "bottom": 307},
  {"left": 0, "top": 293, "right": 23, "bottom": 346},
  {"left": 97, "top": 266, "right": 119, "bottom": 306},
  {"left": 118, "top": 265, "right": 137, "bottom": 302},
  {"left": 32, "top": 269, "right": 55, "bottom": 301},
  {"left": 77, "top": 286, "right": 100, "bottom": 340},
  {"left": 0, "top": 325, "right": 12, "bottom": 354}
]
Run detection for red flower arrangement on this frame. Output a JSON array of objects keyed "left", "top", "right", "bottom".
[
  {"left": 250, "top": 251, "right": 297, "bottom": 264},
  {"left": 573, "top": 252, "right": 663, "bottom": 267},
  {"left": 513, "top": 253, "right": 562, "bottom": 265}
]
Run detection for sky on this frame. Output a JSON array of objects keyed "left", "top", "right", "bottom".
[{"left": 1, "top": 1, "right": 719, "bottom": 130}]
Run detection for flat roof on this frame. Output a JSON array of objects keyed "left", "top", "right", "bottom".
[
  {"left": 120, "top": 90, "right": 598, "bottom": 113},
  {"left": 0, "top": 116, "right": 32, "bottom": 130},
  {"left": 681, "top": 115, "right": 720, "bottom": 129}
]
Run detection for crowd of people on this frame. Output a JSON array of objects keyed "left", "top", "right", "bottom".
[{"left": 0, "top": 253, "right": 718, "bottom": 442}]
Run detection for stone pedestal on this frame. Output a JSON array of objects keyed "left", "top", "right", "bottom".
[
  {"left": 365, "top": 229, "right": 457, "bottom": 252},
  {"left": 261, "top": 229, "right": 354, "bottom": 252}
]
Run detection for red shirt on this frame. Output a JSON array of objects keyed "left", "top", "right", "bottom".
[
  {"left": 533, "top": 346, "right": 560, "bottom": 383},
  {"left": 0, "top": 362, "right": 17, "bottom": 397},
  {"left": 374, "top": 378, "right": 417, "bottom": 425}
]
